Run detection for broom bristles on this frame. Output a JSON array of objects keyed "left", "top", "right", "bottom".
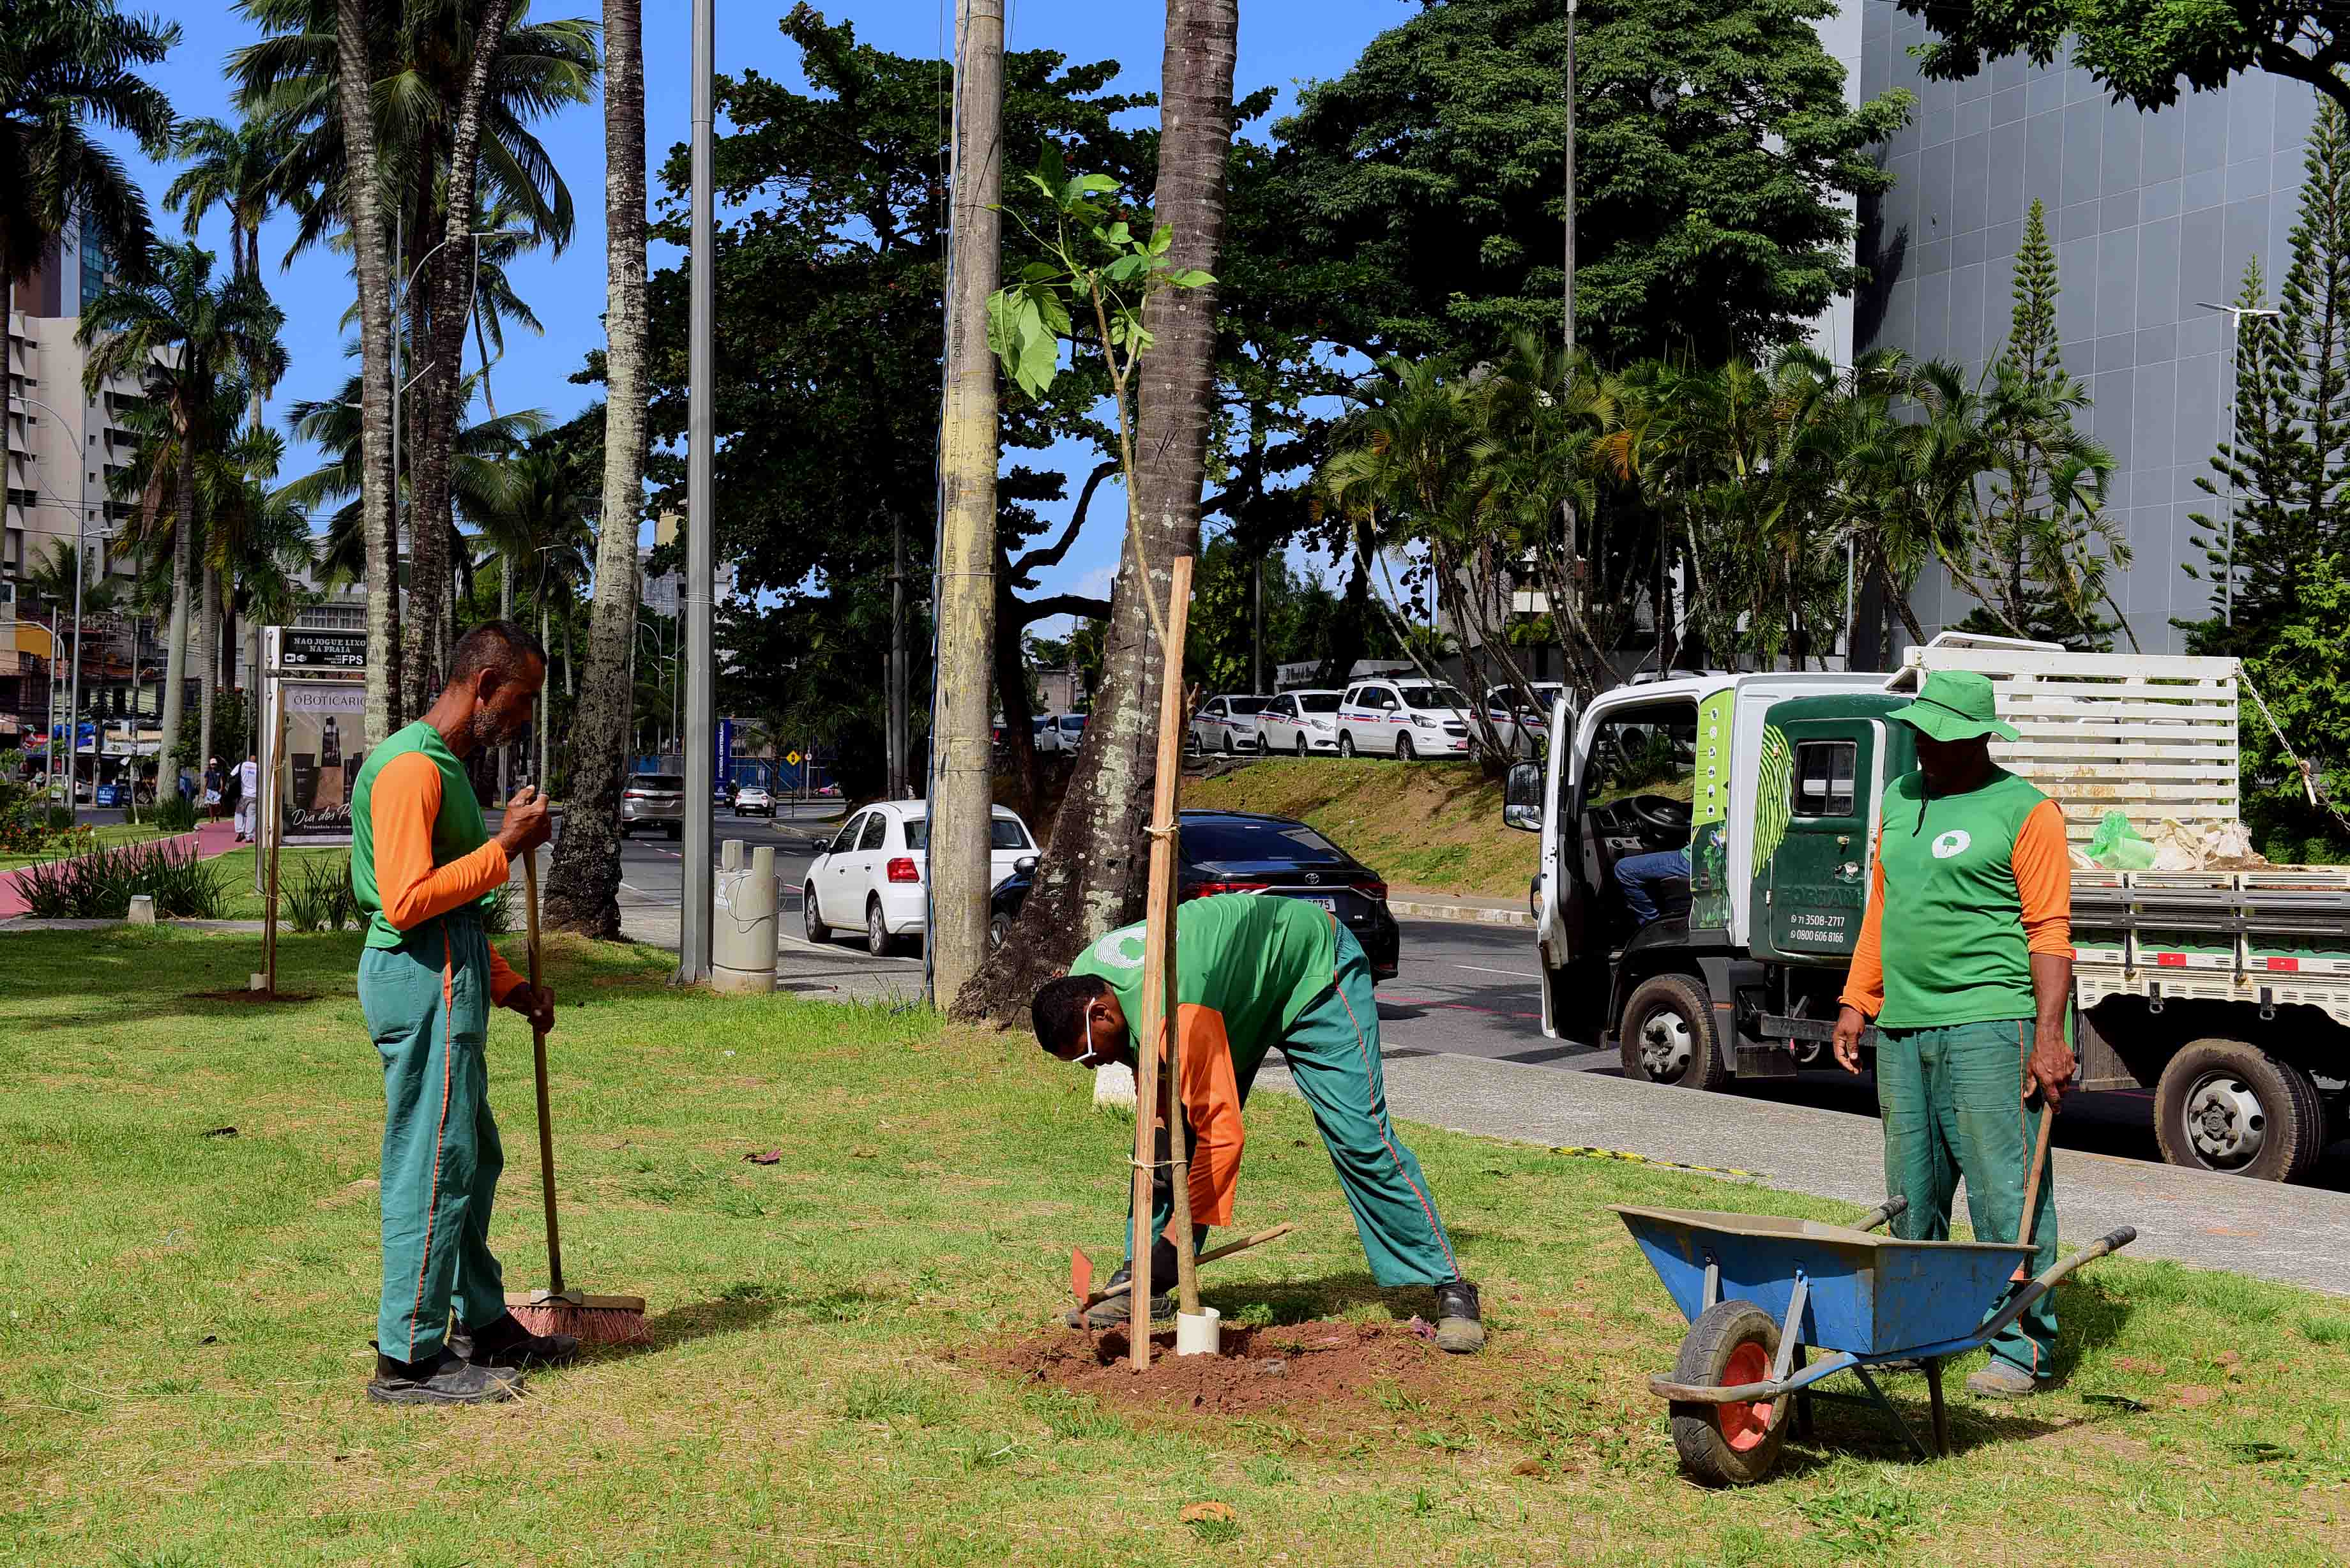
[{"left": 506, "top": 1293, "right": 651, "bottom": 1347}]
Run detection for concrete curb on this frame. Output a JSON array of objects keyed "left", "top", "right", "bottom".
[{"left": 1388, "top": 897, "right": 1532, "bottom": 928}]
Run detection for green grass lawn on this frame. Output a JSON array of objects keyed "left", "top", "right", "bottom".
[
  {"left": 202, "top": 847, "right": 362, "bottom": 922},
  {"left": 0, "top": 819, "right": 173, "bottom": 873},
  {"left": 3, "top": 929, "right": 2346, "bottom": 1565}
]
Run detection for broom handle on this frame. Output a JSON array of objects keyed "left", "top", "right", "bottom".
[
  {"left": 2016, "top": 1089, "right": 2054, "bottom": 1255},
  {"left": 525, "top": 846, "right": 565, "bottom": 1297}
]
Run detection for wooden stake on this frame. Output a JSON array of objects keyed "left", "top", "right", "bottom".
[{"left": 1129, "top": 554, "right": 1196, "bottom": 1370}]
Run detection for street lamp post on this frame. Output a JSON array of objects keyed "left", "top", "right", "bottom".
[{"left": 2196, "top": 299, "right": 2283, "bottom": 629}]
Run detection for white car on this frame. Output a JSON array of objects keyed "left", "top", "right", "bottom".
[
  {"left": 801, "top": 799, "right": 1037, "bottom": 956},
  {"left": 1485, "top": 681, "right": 1571, "bottom": 758},
  {"left": 734, "top": 783, "right": 776, "bottom": 817},
  {"left": 1336, "top": 678, "right": 1475, "bottom": 760},
  {"left": 1035, "top": 712, "right": 1089, "bottom": 753},
  {"left": 1188, "top": 694, "right": 1271, "bottom": 755},
  {"left": 1258, "top": 689, "right": 1343, "bottom": 755}
]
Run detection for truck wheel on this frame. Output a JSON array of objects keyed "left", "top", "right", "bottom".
[
  {"left": 1669, "top": 1299, "right": 1788, "bottom": 1488},
  {"left": 1620, "top": 973, "right": 1729, "bottom": 1092},
  {"left": 2153, "top": 1038, "right": 2328, "bottom": 1183}
]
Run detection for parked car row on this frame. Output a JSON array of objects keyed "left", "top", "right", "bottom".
[{"left": 1190, "top": 679, "right": 1571, "bottom": 761}]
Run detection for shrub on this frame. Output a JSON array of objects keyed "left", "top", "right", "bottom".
[
  {"left": 151, "top": 794, "right": 199, "bottom": 833},
  {"left": 483, "top": 882, "right": 515, "bottom": 935},
  {"left": 283, "top": 857, "right": 359, "bottom": 933},
  {"left": 13, "top": 840, "right": 227, "bottom": 919}
]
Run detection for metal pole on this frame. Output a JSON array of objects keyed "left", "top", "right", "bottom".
[
  {"left": 678, "top": 0, "right": 718, "bottom": 984},
  {"left": 889, "top": 512, "right": 907, "bottom": 797},
  {"left": 2196, "top": 300, "right": 2281, "bottom": 629},
  {"left": 67, "top": 509, "right": 87, "bottom": 830}
]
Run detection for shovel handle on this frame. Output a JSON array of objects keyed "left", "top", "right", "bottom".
[{"left": 1082, "top": 1224, "right": 1293, "bottom": 1308}]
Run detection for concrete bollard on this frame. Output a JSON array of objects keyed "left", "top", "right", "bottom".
[
  {"left": 128, "top": 894, "right": 157, "bottom": 926},
  {"left": 712, "top": 839, "right": 778, "bottom": 994}
]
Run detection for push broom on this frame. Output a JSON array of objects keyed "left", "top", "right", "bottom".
[{"left": 505, "top": 847, "right": 649, "bottom": 1347}]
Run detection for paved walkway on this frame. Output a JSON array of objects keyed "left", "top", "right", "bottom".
[
  {"left": 0, "top": 818, "right": 242, "bottom": 918},
  {"left": 1252, "top": 1048, "right": 2350, "bottom": 1299}
]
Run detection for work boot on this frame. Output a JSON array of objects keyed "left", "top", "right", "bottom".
[
  {"left": 367, "top": 1347, "right": 525, "bottom": 1406},
  {"left": 1431, "top": 1279, "right": 1485, "bottom": 1354},
  {"left": 1062, "top": 1267, "right": 1174, "bottom": 1331},
  {"left": 1965, "top": 1357, "right": 2057, "bottom": 1399},
  {"left": 456, "top": 1312, "right": 580, "bottom": 1369}
]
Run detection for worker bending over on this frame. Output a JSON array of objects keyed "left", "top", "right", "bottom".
[
  {"left": 351, "top": 621, "right": 568, "bottom": 1405},
  {"left": 1831, "top": 669, "right": 2076, "bottom": 1398},
  {"left": 1032, "top": 893, "right": 1484, "bottom": 1353}
]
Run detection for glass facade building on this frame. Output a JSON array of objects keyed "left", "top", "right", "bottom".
[{"left": 1858, "top": 11, "right": 2322, "bottom": 652}]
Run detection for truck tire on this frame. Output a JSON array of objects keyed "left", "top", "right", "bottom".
[
  {"left": 1619, "top": 972, "right": 1729, "bottom": 1092},
  {"left": 1669, "top": 1299, "right": 1788, "bottom": 1488},
  {"left": 2153, "top": 1038, "right": 2328, "bottom": 1184}
]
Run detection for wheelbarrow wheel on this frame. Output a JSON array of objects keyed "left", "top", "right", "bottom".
[{"left": 1670, "top": 1300, "right": 1789, "bottom": 1487}]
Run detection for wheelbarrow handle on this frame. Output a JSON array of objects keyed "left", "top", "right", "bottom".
[
  {"left": 1854, "top": 1195, "right": 1909, "bottom": 1234},
  {"left": 1975, "top": 1225, "right": 2137, "bottom": 1346}
]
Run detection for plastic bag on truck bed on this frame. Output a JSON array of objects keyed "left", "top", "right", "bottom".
[{"left": 2088, "top": 810, "right": 2158, "bottom": 870}]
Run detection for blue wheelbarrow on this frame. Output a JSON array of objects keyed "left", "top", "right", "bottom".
[{"left": 1614, "top": 1198, "right": 2137, "bottom": 1486}]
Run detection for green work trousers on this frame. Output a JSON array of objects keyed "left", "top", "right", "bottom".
[
  {"left": 358, "top": 914, "right": 506, "bottom": 1362},
  {"left": 1139, "top": 927, "right": 1462, "bottom": 1290},
  {"left": 1875, "top": 1019, "right": 2058, "bottom": 1375}
]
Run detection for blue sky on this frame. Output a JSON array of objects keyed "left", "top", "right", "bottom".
[{"left": 112, "top": 1, "right": 1413, "bottom": 627}]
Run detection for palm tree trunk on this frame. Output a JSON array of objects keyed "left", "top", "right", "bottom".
[
  {"left": 197, "top": 564, "right": 218, "bottom": 810},
  {"left": 160, "top": 441, "right": 194, "bottom": 800},
  {"left": 337, "top": 0, "right": 403, "bottom": 748},
  {"left": 498, "top": 557, "right": 512, "bottom": 800},
  {"left": 407, "top": 0, "right": 518, "bottom": 720},
  {"left": 543, "top": 0, "right": 645, "bottom": 935},
  {"left": 959, "top": 0, "right": 1239, "bottom": 1019}
]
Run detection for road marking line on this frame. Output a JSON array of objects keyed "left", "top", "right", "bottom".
[{"left": 1454, "top": 963, "right": 1540, "bottom": 979}]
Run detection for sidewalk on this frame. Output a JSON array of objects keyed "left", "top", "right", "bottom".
[
  {"left": 0, "top": 818, "right": 241, "bottom": 919},
  {"left": 1387, "top": 886, "right": 1531, "bottom": 928},
  {"left": 1252, "top": 1048, "right": 2350, "bottom": 1298}
]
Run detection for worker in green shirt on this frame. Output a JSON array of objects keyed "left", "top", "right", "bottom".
[
  {"left": 1831, "top": 669, "right": 2077, "bottom": 1398},
  {"left": 1032, "top": 894, "right": 1485, "bottom": 1353},
  {"left": 351, "top": 622, "right": 564, "bottom": 1405}
]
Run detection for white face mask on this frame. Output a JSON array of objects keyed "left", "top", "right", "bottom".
[{"left": 1072, "top": 1009, "right": 1114, "bottom": 1069}]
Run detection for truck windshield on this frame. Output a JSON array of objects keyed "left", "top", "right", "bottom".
[{"left": 1583, "top": 705, "right": 1697, "bottom": 809}]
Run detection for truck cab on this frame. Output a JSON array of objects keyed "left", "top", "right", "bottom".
[{"left": 1504, "top": 639, "right": 2350, "bottom": 1185}]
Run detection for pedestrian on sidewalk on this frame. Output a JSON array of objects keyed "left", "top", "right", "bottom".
[
  {"left": 1032, "top": 893, "right": 1486, "bottom": 1353},
  {"left": 233, "top": 751, "right": 259, "bottom": 843},
  {"left": 350, "top": 621, "right": 566, "bottom": 1406},
  {"left": 1830, "top": 669, "right": 2077, "bottom": 1399},
  {"left": 204, "top": 757, "right": 224, "bottom": 821}
]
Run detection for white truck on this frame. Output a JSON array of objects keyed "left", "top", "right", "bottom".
[{"left": 1503, "top": 633, "right": 2350, "bottom": 1184}]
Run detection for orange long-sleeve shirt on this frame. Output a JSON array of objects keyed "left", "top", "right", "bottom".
[
  {"left": 368, "top": 750, "right": 526, "bottom": 1004},
  {"left": 1842, "top": 794, "right": 2072, "bottom": 1020}
]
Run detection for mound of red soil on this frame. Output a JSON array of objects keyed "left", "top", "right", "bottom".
[{"left": 975, "top": 1318, "right": 1446, "bottom": 1416}]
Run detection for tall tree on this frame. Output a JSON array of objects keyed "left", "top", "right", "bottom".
[
  {"left": 2, "top": 0, "right": 178, "bottom": 288},
  {"left": 542, "top": 0, "right": 645, "bottom": 935},
  {"left": 163, "top": 116, "right": 287, "bottom": 302},
  {"left": 1899, "top": 0, "right": 2350, "bottom": 123},
  {"left": 1272, "top": 0, "right": 1909, "bottom": 366},
  {"left": 961, "top": 0, "right": 1241, "bottom": 1017},
  {"left": 1948, "top": 199, "right": 2130, "bottom": 649},
  {"left": 79, "top": 246, "right": 282, "bottom": 794}
]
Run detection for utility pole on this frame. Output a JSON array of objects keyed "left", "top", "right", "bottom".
[
  {"left": 2196, "top": 299, "right": 2280, "bottom": 629},
  {"left": 678, "top": 0, "right": 718, "bottom": 985},
  {"left": 888, "top": 511, "right": 908, "bottom": 798},
  {"left": 1559, "top": 0, "right": 1583, "bottom": 677},
  {"left": 1251, "top": 557, "right": 1262, "bottom": 694},
  {"left": 929, "top": 0, "right": 1007, "bottom": 1006}
]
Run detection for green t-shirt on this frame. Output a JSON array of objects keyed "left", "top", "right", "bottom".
[
  {"left": 1070, "top": 893, "right": 1340, "bottom": 1073},
  {"left": 350, "top": 720, "right": 497, "bottom": 949},
  {"left": 1874, "top": 765, "right": 2047, "bottom": 1030}
]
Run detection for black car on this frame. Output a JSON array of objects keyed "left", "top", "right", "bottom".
[{"left": 987, "top": 809, "right": 1401, "bottom": 980}]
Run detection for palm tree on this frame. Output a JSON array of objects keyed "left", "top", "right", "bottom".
[
  {"left": 204, "top": 424, "right": 315, "bottom": 746},
  {"left": 231, "top": 0, "right": 598, "bottom": 716},
  {"left": 80, "top": 245, "right": 283, "bottom": 794},
  {"left": 2, "top": 0, "right": 178, "bottom": 288},
  {"left": 23, "top": 538, "right": 118, "bottom": 617},
  {"left": 474, "top": 444, "right": 593, "bottom": 796},
  {"left": 545, "top": 0, "right": 645, "bottom": 935},
  {"left": 163, "top": 116, "right": 296, "bottom": 428},
  {"left": 281, "top": 366, "right": 546, "bottom": 581}
]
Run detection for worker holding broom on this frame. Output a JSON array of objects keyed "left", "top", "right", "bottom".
[
  {"left": 351, "top": 621, "right": 569, "bottom": 1406},
  {"left": 1830, "top": 668, "right": 2077, "bottom": 1399},
  {"left": 1032, "top": 893, "right": 1485, "bottom": 1353}
]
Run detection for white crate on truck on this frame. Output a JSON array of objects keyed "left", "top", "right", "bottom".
[{"left": 1885, "top": 633, "right": 2240, "bottom": 841}]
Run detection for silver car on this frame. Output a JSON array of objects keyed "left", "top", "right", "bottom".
[{"left": 620, "top": 773, "right": 686, "bottom": 840}]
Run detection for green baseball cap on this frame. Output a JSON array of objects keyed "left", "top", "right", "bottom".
[{"left": 1887, "top": 668, "right": 2019, "bottom": 743}]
